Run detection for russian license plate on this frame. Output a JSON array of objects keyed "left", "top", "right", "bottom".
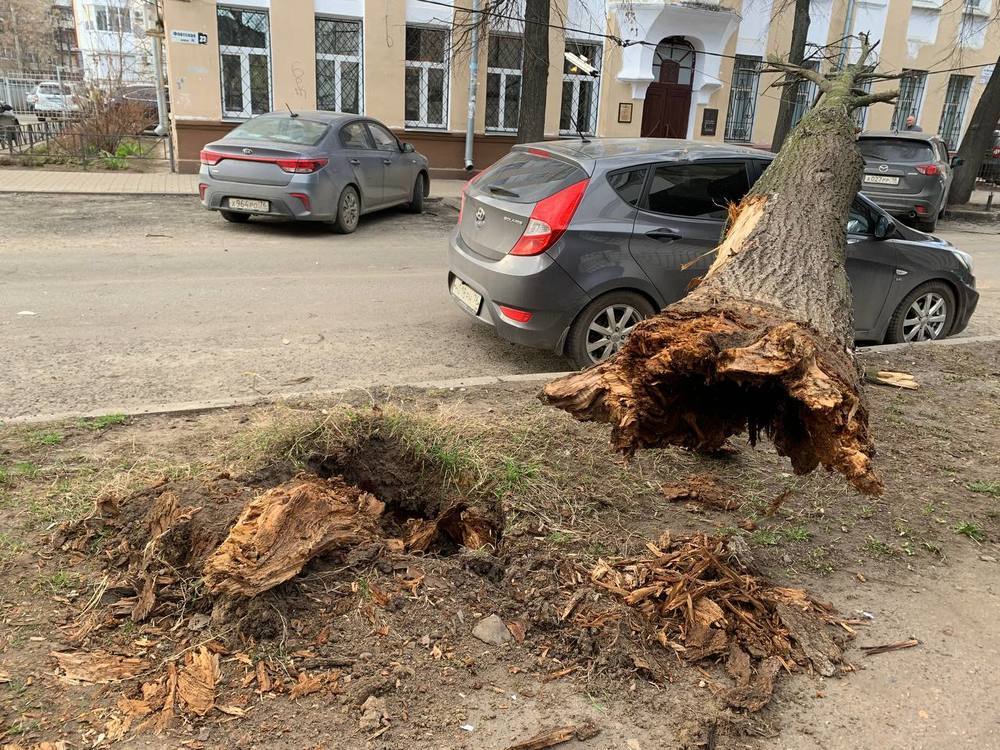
[
  {"left": 227, "top": 197, "right": 269, "bottom": 212},
  {"left": 450, "top": 277, "right": 482, "bottom": 314},
  {"left": 864, "top": 174, "right": 899, "bottom": 186}
]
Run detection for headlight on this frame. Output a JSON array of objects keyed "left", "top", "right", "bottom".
[{"left": 950, "top": 248, "right": 974, "bottom": 273}]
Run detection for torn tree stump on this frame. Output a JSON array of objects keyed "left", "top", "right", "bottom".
[
  {"left": 202, "top": 474, "right": 384, "bottom": 597},
  {"left": 542, "top": 35, "right": 897, "bottom": 496}
]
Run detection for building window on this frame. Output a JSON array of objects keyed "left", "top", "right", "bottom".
[
  {"left": 217, "top": 7, "right": 271, "bottom": 119},
  {"left": 724, "top": 55, "right": 761, "bottom": 142},
  {"left": 560, "top": 40, "right": 601, "bottom": 135},
  {"left": 404, "top": 26, "right": 449, "bottom": 129},
  {"left": 93, "top": 4, "right": 132, "bottom": 34},
  {"left": 852, "top": 78, "right": 872, "bottom": 131},
  {"left": 891, "top": 70, "right": 927, "bottom": 130},
  {"left": 486, "top": 34, "right": 523, "bottom": 132},
  {"left": 790, "top": 61, "right": 820, "bottom": 129},
  {"left": 938, "top": 74, "right": 973, "bottom": 150},
  {"left": 315, "top": 18, "right": 363, "bottom": 114}
]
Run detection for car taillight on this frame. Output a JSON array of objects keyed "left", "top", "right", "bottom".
[
  {"left": 276, "top": 158, "right": 328, "bottom": 174},
  {"left": 915, "top": 164, "right": 938, "bottom": 175},
  {"left": 509, "top": 178, "right": 590, "bottom": 257},
  {"left": 200, "top": 149, "right": 222, "bottom": 166},
  {"left": 198, "top": 183, "right": 207, "bottom": 201},
  {"left": 992, "top": 146, "right": 1000, "bottom": 158},
  {"left": 498, "top": 305, "right": 533, "bottom": 323},
  {"left": 457, "top": 171, "right": 483, "bottom": 224},
  {"left": 289, "top": 192, "right": 311, "bottom": 211}
]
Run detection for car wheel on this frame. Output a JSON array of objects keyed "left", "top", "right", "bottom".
[
  {"left": 220, "top": 210, "right": 250, "bottom": 224},
  {"left": 886, "top": 281, "right": 955, "bottom": 344},
  {"left": 566, "top": 291, "right": 656, "bottom": 370},
  {"left": 332, "top": 185, "right": 360, "bottom": 234},
  {"left": 408, "top": 174, "right": 425, "bottom": 213}
]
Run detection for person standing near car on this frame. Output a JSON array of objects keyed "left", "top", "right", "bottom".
[
  {"left": 903, "top": 114, "right": 923, "bottom": 132},
  {"left": 0, "top": 104, "right": 21, "bottom": 150}
]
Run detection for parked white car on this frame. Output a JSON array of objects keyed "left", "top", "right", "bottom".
[{"left": 26, "top": 82, "right": 80, "bottom": 114}]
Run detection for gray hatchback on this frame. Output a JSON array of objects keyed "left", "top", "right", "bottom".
[
  {"left": 199, "top": 111, "right": 429, "bottom": 233},
  {"left": 448, "top": 139, "right": 978, "bottom": 369}
]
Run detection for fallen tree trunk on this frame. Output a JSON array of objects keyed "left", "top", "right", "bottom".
[{"left": 543, "top": 37, "right": 896, "bottom": 495}]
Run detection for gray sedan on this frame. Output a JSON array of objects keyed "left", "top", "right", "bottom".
[{"left": 199, "top": 111, "right": 430, "bottom": 233}]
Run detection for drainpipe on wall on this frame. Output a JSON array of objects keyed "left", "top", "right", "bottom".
[
  {"left": 150, "top": 14, "right": 175, "bottom": 172},
  {"left": 464, "top": 0, "right": 480, "bottom": 171},
  {"left": 837, "top": 0, "right": 858, "bottom": 70}
]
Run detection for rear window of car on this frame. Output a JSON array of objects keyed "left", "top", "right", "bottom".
[
  {"left": 607, "top": 168, "right": 647, "bottom": 207},
  {"left": 475, "top": 151, "right": 588, "bottom": 204},
  {"left": 229, "top": 116, "right": 329, "bottom": 146},
  {"left": 858, "top": 138, "right": 935, "bottom": 163},
  {"left": 38, "top": 84, "right": 69, "bottom": 94}
]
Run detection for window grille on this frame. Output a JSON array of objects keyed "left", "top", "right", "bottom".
[
  {"left": 404, "top": 26, "right": 449, "bottom": 129},
  {"left": 852, "top": 77, "right": 872, "bottom": 130},
  {"left": 486, "top": 34, "right": 523, "bottom": 132},
  {"left": 938, "top": 74, "right": 972, "bottom": 150},
  {"left": 217, "top": 7, "right": 271, "bottom": 119},
  {"left": 316, "top": 17, "right": 363, "bottom": 114},
  {"left": 790, "top": 61, "right": 820, "bottom": 129},
  {"left": 559, "top": 40, "right": 601, "bottom": 135},
  {"left": 891, "top": 70, "right": 927, "bottom": 130},
  {"left": 724, "top": 55, "right": 761, "bottom": 142}
]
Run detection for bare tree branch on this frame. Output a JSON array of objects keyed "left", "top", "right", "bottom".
[
  {"left": 762, "top": 59, "right": 834, "bottom": 93},
  {"left": 851, "top": 89, "right": 899, "bottom": 108}
]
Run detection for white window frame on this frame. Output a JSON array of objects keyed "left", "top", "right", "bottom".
[
  {"left": 315, "top": 16, "right": 364, "bottom": 115},
  {"left": 218, "top": 7, "right": 272, "bottom": 120},
  {"left": 486, "top": 34, "right": 522, "bottom": 133},
  {"left": 404, "top": 25, "right": 450, "bottom": 129},
  {"left": 560, "top": 41, "right": 601, "bottom": 136}
]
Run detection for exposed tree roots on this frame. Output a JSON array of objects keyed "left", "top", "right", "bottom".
[{"left": 542, "top": 299, "right": 882, "bottom": 495}]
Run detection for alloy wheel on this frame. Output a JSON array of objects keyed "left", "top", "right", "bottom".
[
  {"left": 342, "top": 191, "right": 359, "bottom": 229},
  {"left": 585, "top": 304, "right": 643, "bottom": 363},
  {"left": 902, "top": 292, "right": 947, "bottom": 342}
]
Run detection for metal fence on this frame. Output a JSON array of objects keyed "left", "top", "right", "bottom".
[
  {"left": 2, "top": 69, "right": 87, "bottom": 117},
  {"left": 1, "top": 120, "right": 169, "bottom": 170}
]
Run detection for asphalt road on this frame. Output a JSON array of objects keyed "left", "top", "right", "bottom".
[{"left": 1, "top": 194, "right": 997, "bottom": 419}]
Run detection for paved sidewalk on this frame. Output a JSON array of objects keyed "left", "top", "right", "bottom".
[{"left": 0, "top": 167, "right": 466, "bottom": 198}]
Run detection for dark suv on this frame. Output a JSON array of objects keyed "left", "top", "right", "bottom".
[{"left": 447, "top": 139, "right": 978, "bottom": 369}]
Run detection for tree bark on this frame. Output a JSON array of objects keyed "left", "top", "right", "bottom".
[
  {"left": 948, "top": 53, "right": 1000, "bottom": 205},
  {"left": 542, "top": 44, "right": 891, "bottom": 495},
  {"left": 770, "top": 0, "right": 811, "bottom": 152},
  {"left": 517, "top": 0, "right": 550, "bottom": 143}
]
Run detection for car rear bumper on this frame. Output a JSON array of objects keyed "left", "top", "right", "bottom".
[
  {"left": 199, "top": 169, "right": 337, "bottom": 221},
  {"left": 447, "top": 227, "right": 588, "bottom": 353},
  {"left": 862, "top": 188, "right": 942, "bottom": 219}
]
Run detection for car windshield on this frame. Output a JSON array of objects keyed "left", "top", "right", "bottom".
[
  {"left": 229, "top": 116, "right": 329, "bottom": 146},
  {"left": 39, "top": 84, "right": 71, "bottom": 95},
  {"left": 858, "top": 138, "right": 935, "bottom": 163}
]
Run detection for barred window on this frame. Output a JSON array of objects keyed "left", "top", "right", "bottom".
[
  {"left": 218, "top": 7, "right": 271, "bottom": 119},
  {"left": 486, "top": 34, "right": 523, "bottom": 132},
  {"left": 404, "top": 26, "right": 449, "bottom": 129},
  {"left": 316, "top": 18, "right": 363, "bottom": 114},
  {"left": 891, "top": 70, "right": 927, "bottom": 130},
  {"left": 560, "top": 41, "right": 601, "bottom": 135},
  {"left": 724, "top": 55, "right": 761, "bottom": 142},
  {"left": 938, "top": 74, "right": 973, "bottom": 150},
  {"left": 789, "top": 61, "right": 820, "bottom": 129},
  {"left": 852, "top": 78, "right": 872, "bottom": 131}
]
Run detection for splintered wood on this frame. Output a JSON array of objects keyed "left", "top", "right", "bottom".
[
  {"left": 588, "top": 533, "right": 847, "bottom": 710},
  {"left": 202, "top": 474, "right": 385, "bottom": 597}
]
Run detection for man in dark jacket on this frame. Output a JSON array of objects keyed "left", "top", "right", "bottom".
[{"left": 0, "top": 104, "right": 21, "bottom": 149}]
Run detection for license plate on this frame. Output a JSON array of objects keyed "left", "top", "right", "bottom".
[
  {"left": 227, "top": 197, "right": 269, "bottom": 212},
  {"left": 450, "top": 277, "right": 482, "bottom": 314},
  {"left": 864, "top": 175, "right": 899, "bottom": 186}
]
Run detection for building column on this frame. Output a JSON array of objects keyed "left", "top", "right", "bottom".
[{"left": 270, "top": 0, "right": 316, "bottom": 112}]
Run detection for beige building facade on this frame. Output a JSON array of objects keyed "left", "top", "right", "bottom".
[{"left": 161, "top": 0, "right": 1000, "bottom": 175}]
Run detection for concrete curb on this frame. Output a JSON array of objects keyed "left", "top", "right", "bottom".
[
  {"left": 944, "top": 208, "right": 999, "bottom": 224},
  {"left": 3, "top": 370, "right": 575, "bottom": 426},
  {"left": 6, "top": 335, "right": 998, "bottom": 426}
]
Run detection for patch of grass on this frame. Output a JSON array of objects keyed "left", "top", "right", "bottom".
[
  {"left": 41, "top": 570, "right": 80, "bottom": 594},
  {"left": 750, "top": 528, "right": 782, "bottom": 546},
  {"left": 863, "top": 535, "right": 895, "bottom": 558},
  {"left": 0, "top": 533, "right": 23, "bottom": 568},
  {"left": 781, "top": 525, "right": 812, "bottom": 542},
  {"left": 954, "top": 521, "right": 985, "bottom": 543},
  {"left": 27, "top": 430, "right": 64, "bottom": 447},
  {"left": 494, "top": 457, "right": 539, "bottom": 497},
  {"left": 79, "top": 413, "right": 127, "bottom": 430},
  {"left": 967, "top": 481, "right": 1000, "bottom": 498},
  {"left": 546, "top": 530, "right": 574, "bottom": 545},
  {"left": 12, "top": 461, "right": 38, "bottom": 479}
]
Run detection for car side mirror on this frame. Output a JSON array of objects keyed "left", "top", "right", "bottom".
[
  {"left": 874, "top": 214, "right": 895, "bottom": 240},
  {"left": 951, "top": 156, "right": 964, "bottom": 167},
  {"left": 401, "top": 142, "right": 415, "bottom": 153}
]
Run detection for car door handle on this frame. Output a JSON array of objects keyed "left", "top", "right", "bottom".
[
  {"left": 382, "top": 159, "right": 392, "bottom": 165},
  {"left": 646, "top": 229, "right": 682, "bottom": 242},
  {"left": 349, "top": 158, "right": 361, "bottom": 166}
]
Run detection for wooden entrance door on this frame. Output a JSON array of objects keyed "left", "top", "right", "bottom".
[{"left": 640, "top": 38, "right": 694, "bottom": 138}]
